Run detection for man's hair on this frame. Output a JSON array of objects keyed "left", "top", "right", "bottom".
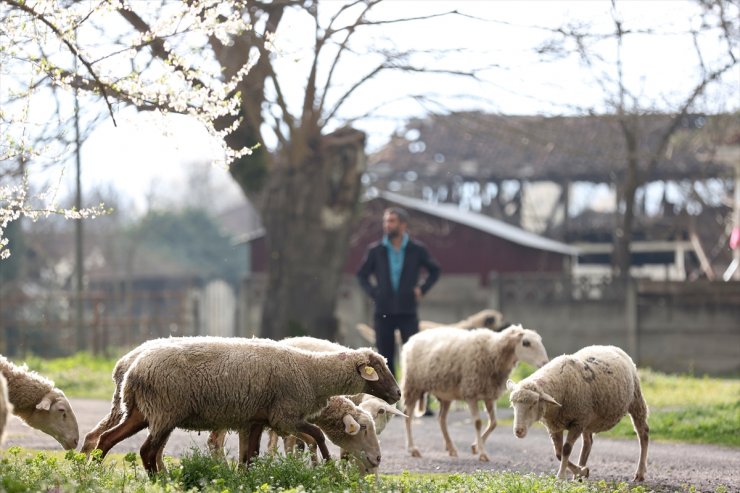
[{"left": 384, "top": 206, "right": 409, "bottom": 224}]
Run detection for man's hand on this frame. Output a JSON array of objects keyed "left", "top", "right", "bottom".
[{"left": 414, "top": 286, "right": 422, "bottom": 301}]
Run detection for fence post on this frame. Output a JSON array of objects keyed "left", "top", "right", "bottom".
[
  {"left": 625, "top": 278, "right": 639, "bottom": 364},
  {"left": 489, "top": 272, "right": 503, "bottom": 313}
]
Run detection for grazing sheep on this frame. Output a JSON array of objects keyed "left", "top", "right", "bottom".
[
  {"left": 348, "top": 393, "right": 406, "bottom": 435},
  {"left": 95, "top": 337, "right": 400, "bottom": 474},
  {"left": 0, "top": 355, "right": 79, "bottom": 450},
  {"left": 507, "top": 345, "right": 649, "bottom": 481},
  {"left": 0, "top": 374, "right": 12, "bottom": 442},
  {"left": 401, "top": 324, "right": 549, "bottom": 461},
  {"left": 356, "top": 308, "right": 504, "bottom": 346},
  {"left": 209, "top": 336, "right": 404, "bottom": 467}
]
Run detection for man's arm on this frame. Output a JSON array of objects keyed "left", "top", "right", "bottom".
[
  {"left": 418, "top": 246, "right": 441, "bottom": 295},
  {"left": 356, "top": 247, "right": 378, "bottom": 299}
]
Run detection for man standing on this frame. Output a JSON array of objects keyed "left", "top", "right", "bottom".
[{"left": 356, "top": 206, "right": 441, "bottom": 376}]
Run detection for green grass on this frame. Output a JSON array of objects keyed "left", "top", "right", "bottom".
[
  {"left": 2, "top": 446, "right": 719, "bottom": 493},
  {"left": 22, "top": 352, "right": 120, "bottom": 400}
]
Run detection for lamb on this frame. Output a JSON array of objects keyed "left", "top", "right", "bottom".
[
  {"left": 94, "top": 336, "right": 400, "bottom": 474},
  {"left": 356, "top": 308, "right": 504, "bottom": 346},
  {"left": 401, "top": 324, "right": 549, "bottom": 461},
  {"left": 280, "top": 396, "right": 382, "bottom": 474},
  {"left": 0, "top": 355, "right": 79, "bottom": 450},
  {"left": 507, "top": 345, "right": 649, "bottom": 481},
  {"left": 0, "top": 374, "right": 12, "bottom": 442},
  {"left": 349, "top": 393, "right": 406, "bottom": 435}
]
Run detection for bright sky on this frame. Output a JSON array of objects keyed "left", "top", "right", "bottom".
[{"left": 65, "top": 0, "right": 737, "bottom": 215}]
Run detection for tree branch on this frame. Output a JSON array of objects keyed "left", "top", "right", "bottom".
[{"left": 2, "top": 0, "right": 118, "bottom": 125}]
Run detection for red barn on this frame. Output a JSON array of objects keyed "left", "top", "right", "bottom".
[{"left": 249, "top": 191, "right": 577, "bottom": 285}]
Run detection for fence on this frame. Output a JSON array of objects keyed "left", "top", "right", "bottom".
[
  {"left": 241, "top": 273, "right": 740, "bottom": 376},
  {"left": 0, "top": 279, "right": 241, "bottom": 358},
  {"left": 3, "top": 274, "right": 738, "bottom": 375}
]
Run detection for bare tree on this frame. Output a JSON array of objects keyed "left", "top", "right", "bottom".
[
  {"left": 2, "top": 1, "right": 474, "bottom": 339},
  {"left": 538, "top": 0, "right": 738, "bottom": 279}
]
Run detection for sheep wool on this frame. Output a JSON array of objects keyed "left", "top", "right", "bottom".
[
  {"left": 508, "top": 345, "right": 649, "bottom": 481},
  {"left": 97, "top": 336, "right": 399, "bottom": 473},
  {"left": 401, "top": 324, "right": 549, "bottom": 461},
  {"left": 0, "top": 355, "right": 79, "bottom": 450},
  {"left": 0, "top": 373, "right": 11, "bottom": 442}
]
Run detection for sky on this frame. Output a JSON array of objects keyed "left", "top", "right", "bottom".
[{"left": 56, "top": 0, "right": 738, "bottom": 215}]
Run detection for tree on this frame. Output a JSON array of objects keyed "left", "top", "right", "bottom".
[
  {"left": 1, "top": 1, "right": 471, "bottom": 340},
  {"left": 537, "top": 0, "right": 738, "bottom": 279}
]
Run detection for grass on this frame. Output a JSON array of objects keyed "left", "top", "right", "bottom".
[
  {"left": 1, "top": 446, "right": 718, "bottom": 493},
  {"left": 19, "top": 353, "right": 740, "bottom": 447}
]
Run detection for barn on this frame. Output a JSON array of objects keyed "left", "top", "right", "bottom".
[{"left": 248, "top": 190, "right": 577, "bottom": 285}]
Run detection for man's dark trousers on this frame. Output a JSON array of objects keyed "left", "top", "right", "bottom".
[{"left": 374, "top": 313, "right": 418, "bottom": 377}]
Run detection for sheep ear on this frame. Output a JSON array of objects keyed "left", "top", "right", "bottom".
[
  {"left": 359, "top": 365, "right": 379, "bottom": 381},
  {"left": 539, "top": 392, "right": 561, "bottom": 407},
  {"left": 36, "top": 394, "right": 54, "bottom": 411},
  {"left": 506, "top": 379, "right": 517, "bottom": 391},
  {"left": 385, "top": 405, "right": 408, "bottom": 418},
  {"left": 343, "top": 415, "right": 361, "bottom": 435}
]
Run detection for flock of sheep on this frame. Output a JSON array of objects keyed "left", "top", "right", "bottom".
[{"left": 0, "top": 309, "right": 650, "bottom": 483}]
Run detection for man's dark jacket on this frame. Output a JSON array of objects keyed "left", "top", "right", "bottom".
[{"left": 356, "top": 238, "right": 441, "bottom": 316}]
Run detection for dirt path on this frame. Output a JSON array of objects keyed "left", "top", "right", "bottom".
[{"left": 4, "top": 398, "right": 739, "bottom": 492}]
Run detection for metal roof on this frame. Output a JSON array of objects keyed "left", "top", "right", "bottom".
[{"left": 378, "top": 191, "right": 579, "bottom": 256}]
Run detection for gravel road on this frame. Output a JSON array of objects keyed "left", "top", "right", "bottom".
[{"left": 3, "top": 398, "right": 739, "bottom": 492}]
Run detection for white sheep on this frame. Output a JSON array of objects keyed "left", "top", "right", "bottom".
[
  {"left": 507, "top": 345, "right": 649, "bottom": 481},
  {"left": 349, "top": 393, "right": 406, "bottom": 435},
  {"left": 209, "top": 336, "right": 404, "bottom": 469},
  {"left": 0, "top": 355, "right": 79, "bottom": 450},
  {"left": 292, "top": 396, "right": 382, "bottom": 474},
  {"left": 401, "top": 324, "right": 549, "bottom": 461},
  {"left": 0, "top": 374, "right": 12, "bottom": 442},
  {"left": 356, "top": 308, "right": 504, "bottom": 346},
  {"left": 94, "top": 336, "right": 400, "bottom": 474}
]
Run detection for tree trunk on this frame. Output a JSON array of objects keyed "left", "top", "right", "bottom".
[
  {"left": 613, "top": 125, "right": 640, "bottom": 279},
  {"left": 258, "top": 128, "right": 366, "bottom": 340}
]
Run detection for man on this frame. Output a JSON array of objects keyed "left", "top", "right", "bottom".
[{"left": 356, "top": 206, "right": 441, "bottom": 376}]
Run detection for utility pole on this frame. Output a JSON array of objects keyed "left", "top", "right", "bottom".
[{"left": 73, "top": 36, "right": 85, "bottom": 352}]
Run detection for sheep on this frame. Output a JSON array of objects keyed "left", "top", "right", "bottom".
[
  {"left": 349, "top": 393, "right": 406, "bottom": 435},
  {"left": 208, "top": 336, "right": 404, "bottom": 469},
  {"left": 507, "top": 345, "right": 649, "bottom": 481},
  {"left": 401, "top": 324, "right": 549, "bottom": 461},
  {"left": 94, "top": 336, "right": 400, "bottom": 474},
  {"left": 0, "top": 355, "right": 79, "bottom": 450},
  {"left": 84, "top": 335, "right": 402, "bottom": 472},
  {"left": 288, "top": 396, "right": 382, "bottom": 474},
  {"left": 355, "top": 308, "right": 504, "bottom": 346},
  {"left": 0, "top": 374, "right": 12, "bottom": 442}
]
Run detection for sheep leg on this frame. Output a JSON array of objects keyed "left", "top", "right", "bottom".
[
  {"left": 577, "top": 432, "right": 593, "bottom": 478},
  {"left": 464, "top": 399, "right": 488, "bottom": 461},
  {"left": 404, "top": 394, "right": 422, "bottom": 457},
  {"left": 629, "top": 390, "right": 650, "bottom": 482},
  {"left": 283, "top": 435, "right": 298, "bottom": 454},
  {"left": 266, "top": 430, "right": 280, "bottom": 454},
  {"left": 556, "top": 428, "right": 584, "bottom": 480},
  {"left": 438, "top": 399, "right": 458, "bottom": 457},
  {"left": 473, "top": 399, "right": 497, "bottom": 455},
  {"left": 207, "top": 430, "right": 227, "bottom": 458},
  {"left": 295, "top": 432, "right": 319, "bottom": 464},
  {"left": 549, "top": 431, "right": 585, "bottom": 478},
  {"left": 295, "top": 422, "right": 330, "bottom": 461},
  {"left": 155, "top": 434, "right": 170, "bottom": 472},
  {"left": 241, "top": 422, "right": 265, "bottom": 467},
  {"left": 140, "top": 428, "right": 173, "bottom": 475},
  {"left": 96, "top": 406, "right": 148, "bottom": 459},
  {"left": 81, "top": 404, "right": 124, "bottom": 455}
]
